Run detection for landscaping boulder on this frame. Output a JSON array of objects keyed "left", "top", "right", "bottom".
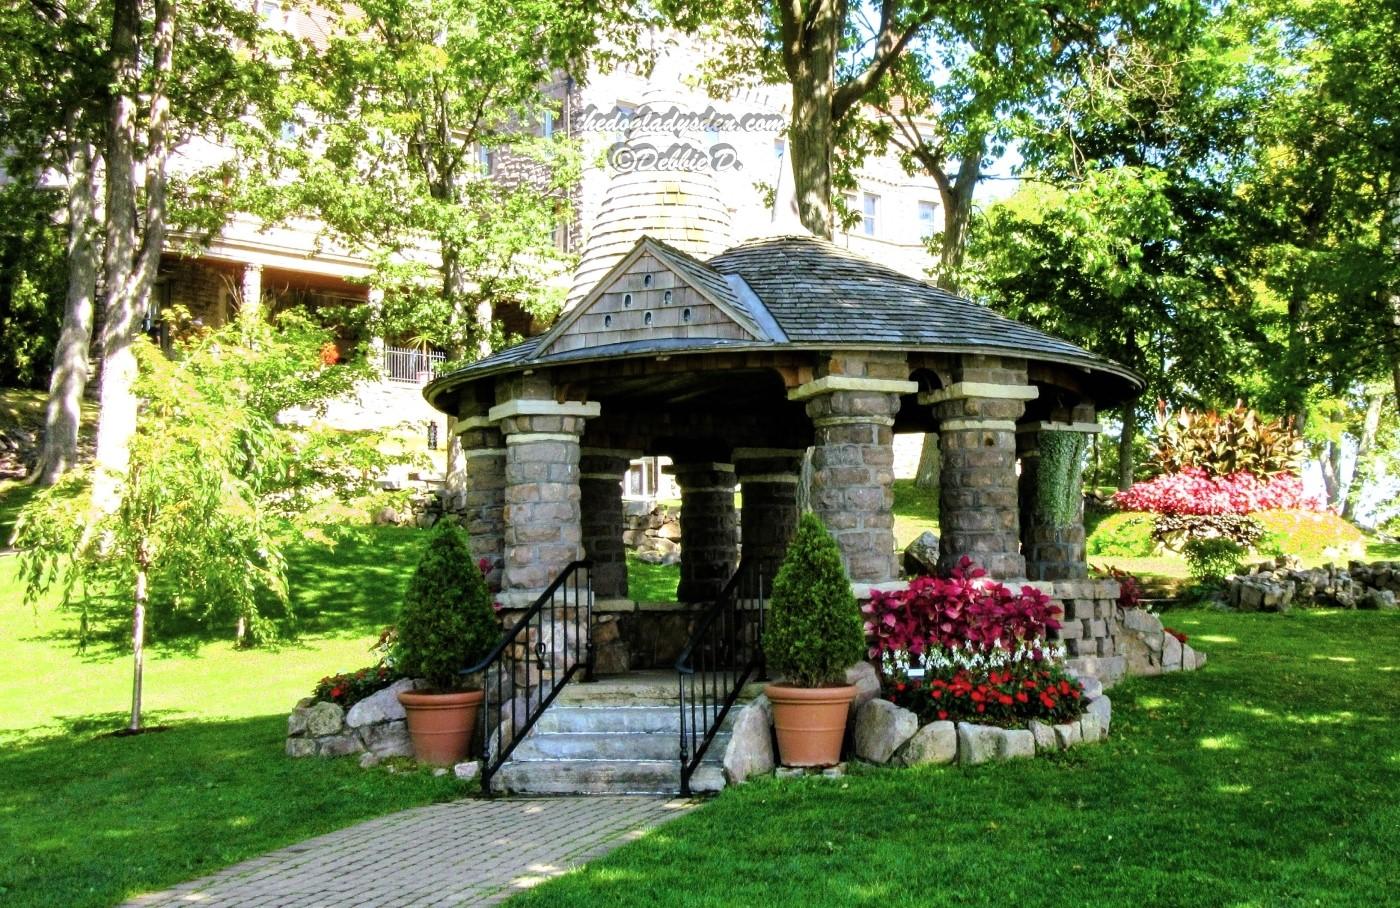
[
  {"left": 304, "top": 701, "right": 345, "bottom": 737},
  {"left": 1079, "top": 711, "right": 1104, "bottom": 743},
  {"left": 845, "top": 661, "right": 882, "bottom": 718},
  {"left": 999, "top": 728, "right": 1035, "bottom": 760},
  {"left": 723, "top": 695, "right": 775, "bottom": 784},
  {"left": 315, "top": 733, "right": 364, "bottom": 757},
  {"left": 1028, "top": 720, "right": 1057, "bottom": 753},
  {"left": 1053, "top": 722, "right": 1082, "bottom": 749},
  {"left": 453, "top": 760, "right": 482, "bottom": 782},
  {"left": 285, "top": 737, "right": 316, "bottom": 758},
  {"left": 854, "top": 699, "right": 918, "bottom": 764},
  {"left": 957, "top": 723, "right": 1003, "bottom": 766},
  {"left": 346, "top": 678, "right": 418, "bottom": 728},
  {"left": 1079, "top": 676, "right": 1104, "bottom": 701},
  {"left": 1086, "top": 695, "right": 1112, "bottom": 736},
  {"left": 360, "top": 719, "right": 413, "bottom": 758},
  {"left": 1162, "top": 632, "right": 1183, "bottom": 672},
  {"left": 896, "top": 721, "right": 957, "bottom": 766},
  {"left": 902, "top": 531, "right": 940, "bottom": 577}
]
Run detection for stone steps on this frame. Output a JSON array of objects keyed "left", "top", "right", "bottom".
[{"left": 491, "top": 673, "right": 756, "bottom": 795}]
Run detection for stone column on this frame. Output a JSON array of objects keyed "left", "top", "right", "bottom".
[
  {"left": 667, "top": 462, "right": 738, "bottom": 602},
  {"left": 1018, "top": 420, "right": 1100, "bottom": 580},
  {"left": 454, "top": 416, "right": 506, "bottom": 589},
  {"left": 791, "top": 356, "right": 915, "bottom": 584},
  {"left": 733, "top": 448, "right": 804, "bottom": 583},
  {"left": 240, "top": 263, "right": 263, "bottom": 316},
  {"left": 924, "top": 366, "right": 1039, "bottom": 580},
  {"left": 366, "top": 286, "right": 386, "bottom": 372},
  {"left": 579, "top": 447, "right": 637, "bottom": 600},
  {"left": 491, "top": 387, "right": 600, "bottom": 607}
]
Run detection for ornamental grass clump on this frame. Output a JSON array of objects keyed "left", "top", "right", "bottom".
[
  {"left": 764, "top": 513, "right": 866, "bottom": 688},
  {"left": 394, "top": 524, "right": 501, "bottom": 692}
]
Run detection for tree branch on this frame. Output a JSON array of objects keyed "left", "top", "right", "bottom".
[{"left": 831, "top": 0, "right": 937, "bottom": 123}]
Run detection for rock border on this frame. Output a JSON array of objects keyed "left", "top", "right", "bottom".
[{"left": 285, "top": 678, "right": 420, "bottom": 760}]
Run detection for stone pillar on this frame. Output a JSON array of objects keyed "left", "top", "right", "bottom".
[
  {"left": 240, "top": 263, "right": 263, "bottom": 316},
  {"left": 924, "top": 366, "right": 1039, "bottom": 580},
  {"left": 667, "top": 462, "right": 738, "bottom": 602},
  {"left": 455, "top": 416, "right": 507, "bottom": 588},
  {"left": 791, "top": 355, "right": 916, "bottom": 584},
  {"left": 733, "top": 448, "right": 803, "bottom": 583},
  {"left": 579, "top": 447, "right": 637, "bottom": 600},
  {"left": 491, "top": 385, "right": 600, "bottom": 606},
  {"left": 1018, "top": 420, "right": 1100, "bottom": 580}
]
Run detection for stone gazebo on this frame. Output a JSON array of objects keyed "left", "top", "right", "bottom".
[{"left": 425, "top": 231, "right": 1142, "bottom": 673}]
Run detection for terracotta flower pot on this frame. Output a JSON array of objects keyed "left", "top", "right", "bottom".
[
  {"left": 765, "top": 683, "right": 857, "bottom": 767},
  {"left": 397, "top": 689, "right": 484, "bottom": 766}
]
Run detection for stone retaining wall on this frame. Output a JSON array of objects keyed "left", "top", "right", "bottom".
[
  {"left": 1224, "top": 558, "right": 1400, "bottom": 612},
  {"left": 285, "top": 678, "right": 420, "bottom": 763}
]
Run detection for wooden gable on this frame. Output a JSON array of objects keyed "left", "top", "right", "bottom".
[{"left": 542, "top": 244, "right": 761, "bottom": 356}]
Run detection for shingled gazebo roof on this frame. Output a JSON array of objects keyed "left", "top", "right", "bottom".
[{"left": 426, "top": 233, "right": 1143, "bottom": 413}]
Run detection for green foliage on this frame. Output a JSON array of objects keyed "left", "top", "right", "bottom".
[
  {"left": 0, "top": 184, "right": 66, "bottom": 389},
  {"left": 1152, "top": 514, "right": 1265, "bottom": 552},
  {"left": 1086, "top": 512, "right": 1156, "bottom": 558},
  {"left": 764, "top": 513, "right": 866, "bottom": 688},
  {"left": 1251, "top": 510, "right": 1369, "bottom": 561},
  {"left": 1152, "top": 401, "right": 1304, "bottom": 478},
  {"left": 394, "top": 525, "right": 500, "bottom": 691},
  {"left": 1182, "top": 537, "right": 1245, "bottom": 585},
  {"left": 1033, "top": 432, "right": 1088, "bottom": 527}
]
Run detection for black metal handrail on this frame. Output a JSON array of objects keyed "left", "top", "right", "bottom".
[
  {"left": 461, "top": 560, "right": 594, "bottom": 792},
  {"left": 675, "top": 559, "right": 769, "bottom": 796}
]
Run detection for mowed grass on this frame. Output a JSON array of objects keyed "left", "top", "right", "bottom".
[
  {"left": 512, "top": 608, "right": 1400, "bottom": 908},
  {"left": 0, "top": 522, "right": 465, "bottom": 908}
]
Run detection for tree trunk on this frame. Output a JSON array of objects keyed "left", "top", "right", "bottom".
[
  {"left": 129, "top": 555, "right": 148, "bottom": 732},
  {"left": 34, "top": 132, "right": 100, "bottom": 486},
  {"left": 1320, "top": 439, "right": 1343, "bottom": 508},
  {"left": 914, "top": 432, "right": 940, "bottom": 490},
  {"left": 780, "top": 0, "right": 841, "bottom": 239},
  {"left": 1342, "top": 391, "right": 1384, "bottom": 521},
  {"left": 934, "top": 136, "right": 984, "bottom": 293},
  {"left": 93, "top": 0, "right": 174, "bottom": 512},
  {"left": 1117, "top": 405, "right": 1138, "bottom": 492},
  {"left": 1388, "top": 180, "right": 1400, "bottom": 413}
]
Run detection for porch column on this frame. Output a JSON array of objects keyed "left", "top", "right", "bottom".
[
  {"left": 924, "top": 358, "right": 1039, "bottom": 580},
  {"left": 454, "top": 416, "right": 506, "bottom": 589},
  {"left": 580, "top": 448, "right": 637, "bottom": 600},
  {"left": 733, "top": 448, "right": 804, "bottom": 582},
  {"left": 366, "top": 286, "right": 386, "bottom": 371},
  {"left": 668, "top": 462, "right": 738, "bottom": 602},
  {"left": 1018, "top": 419, "right": 1100, "bottom": 580},
  {"left": 491, "top": 379, "right": 600, "bottom": 607},
  {"left": 792, "top": 355, "right": 915, "bottom": 584},
  {"left": 240, "top": 263, "right": 263, "bottom": 316}
]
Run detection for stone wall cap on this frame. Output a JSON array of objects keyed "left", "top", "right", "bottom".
[
  {"left": 731, "top": 447, "right": 807, "bottom": 460},
  {"left": 1017, "top": 421, "right": 1103, "bottom": 434},
  {"left": 788, "top": 375, "right": 918, "bottom": 401},
  {"left": 452, "top": 415, "right": 496, "bottom": 432},
  {"left": 488, "top": 399, "right": 601, "bottom": 421},
  {"left": 920, "top": 382, "right": 1041, "bottom": 405}
]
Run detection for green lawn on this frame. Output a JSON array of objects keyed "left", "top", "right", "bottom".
[
  {"left": 0, "top": 522, "right": 465, "bottom": 908},
  {"left": 513, "top": 608, "right": 1400, "bottom": 907}
]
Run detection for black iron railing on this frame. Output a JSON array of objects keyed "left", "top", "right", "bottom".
[
  {"left": 461, "top": 560, "right": 593, "bottom": 793},
  {"left": 675, "top": 559, "right": 769, "bottom": 796}
]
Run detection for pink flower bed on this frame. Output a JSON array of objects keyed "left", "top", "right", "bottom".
[{"left": 1114, "top": 467, "right": 1323, "bottom": 515}]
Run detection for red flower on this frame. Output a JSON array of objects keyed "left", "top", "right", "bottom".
[
  {"left": 1015, "top": 691, "right": 1029, "bottom": 703},
  {"left": 937, "top": 710, "right": 948, "bottom": 720}
]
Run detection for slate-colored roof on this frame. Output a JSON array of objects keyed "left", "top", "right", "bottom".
[
  {"left": 427, "top": 232, "right": 1143, "bottom": 410},
  {"left": 707, "top": 235, "right": 1095, "bottom": 361}
]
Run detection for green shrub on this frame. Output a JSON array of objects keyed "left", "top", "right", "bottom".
[
  {"left": 394, "top": 525, "right": 501, "bottom": 691},
  {"left": 1086, "top": 512, "right": 1156, "bottom": 557},
  {"left": 1152, "top": 400, "right": 1303, "bottom": 477},
  {"left": 765, "top": 513, "right": 866, "bottom": 688},
  {"left": 1152, "top": 513, "right": 1265, "bottom": 551},
  {"left": 1182, "top": 537, "right": 1245, "bottom": 584}
]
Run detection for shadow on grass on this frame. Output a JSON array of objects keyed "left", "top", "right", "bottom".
[{"left": 0, "top": 711, "right": 462, "bottom": 908}]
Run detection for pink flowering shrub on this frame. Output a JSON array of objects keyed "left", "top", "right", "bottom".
[
  {"left": 862, "top": 557, "right": 1062, "bottom": 660},
  {"left": 1114, "top": 467, "right": 1322, "bottom": 515}
]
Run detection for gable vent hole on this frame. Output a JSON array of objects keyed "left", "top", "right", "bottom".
[
  {"left": 663, "top": 290, "right": 673, "bottom": 304},
  {"left": 644, "top": 311, "right": 654, "bottom": 327},
  {"left": 682, "top": 307, "right": 693, "bottom": 323},
  {"left": 623, "top": 293, "right": 632, "bottom": 308},
  {"left": 643, "top": 274, "right": 654, "bottom": 288},
  {"left": 603, "top": 314, "right": 612, "bottom": 328}
]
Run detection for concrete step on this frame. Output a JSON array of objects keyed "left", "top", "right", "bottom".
[
  {"left": 534, "top": 705, "right": 683, "bottom": 735},
  {"left": 510, "top": 730, "right": 731, "bottom": 762},
  {"left": 555, "top": 673, "right": 767, "bottom": 706},
  {"left": 491, "top": 759, "right": 725, "bottom": 795}
]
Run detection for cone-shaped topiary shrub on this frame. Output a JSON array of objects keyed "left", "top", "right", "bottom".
[
  {"left": 395, "top": 524, "right": 501, "bottom": 691},
  {"left": 764, "top": 513, "right": 866, "bottom": 687}
]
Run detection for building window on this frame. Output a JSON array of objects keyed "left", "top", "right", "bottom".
[
  {"left": 542, "top": 110, "right": 554, "bottom": 139},
  {"left": 773, "top": 138, "right": 785, "bottom": 160},
  {"left": 258, "top": 0, "right": 282, "bottom": 20},
  {"left": 918, "top": 200, "right": 937, "bottom": 239},
  {"left": 862, "top": 192, "right": 879, "bottom": 237},
  {"left": 477, "top": 144, "right": 493, "bottom": 174}
]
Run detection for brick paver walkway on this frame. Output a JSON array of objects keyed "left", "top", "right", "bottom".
[{"left": 126, "top": 796, "right": 696, "bottom": 908}]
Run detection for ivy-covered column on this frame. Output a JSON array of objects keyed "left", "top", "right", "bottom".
[{"left": 1017, "top": 421, "right": 1100, "bottom": 580}]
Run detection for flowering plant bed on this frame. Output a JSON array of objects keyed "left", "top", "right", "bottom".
[
  {"left": 313, "top": 664, "right": 403, "bottom": 709},
  {"left": 1115, "top": 467, "right": 1321, "bottom": 515},
  {"left": 884, "top": 643, "right": 1085, "bottom": 727}
]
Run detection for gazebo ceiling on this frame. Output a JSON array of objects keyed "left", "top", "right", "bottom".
[{"left": 425, "top": 233, "right": 1144, "bottom": 415}]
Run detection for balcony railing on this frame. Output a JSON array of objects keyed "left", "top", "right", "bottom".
[{"left": 383, "top": 346, "right": 445, "bottom": 384}]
